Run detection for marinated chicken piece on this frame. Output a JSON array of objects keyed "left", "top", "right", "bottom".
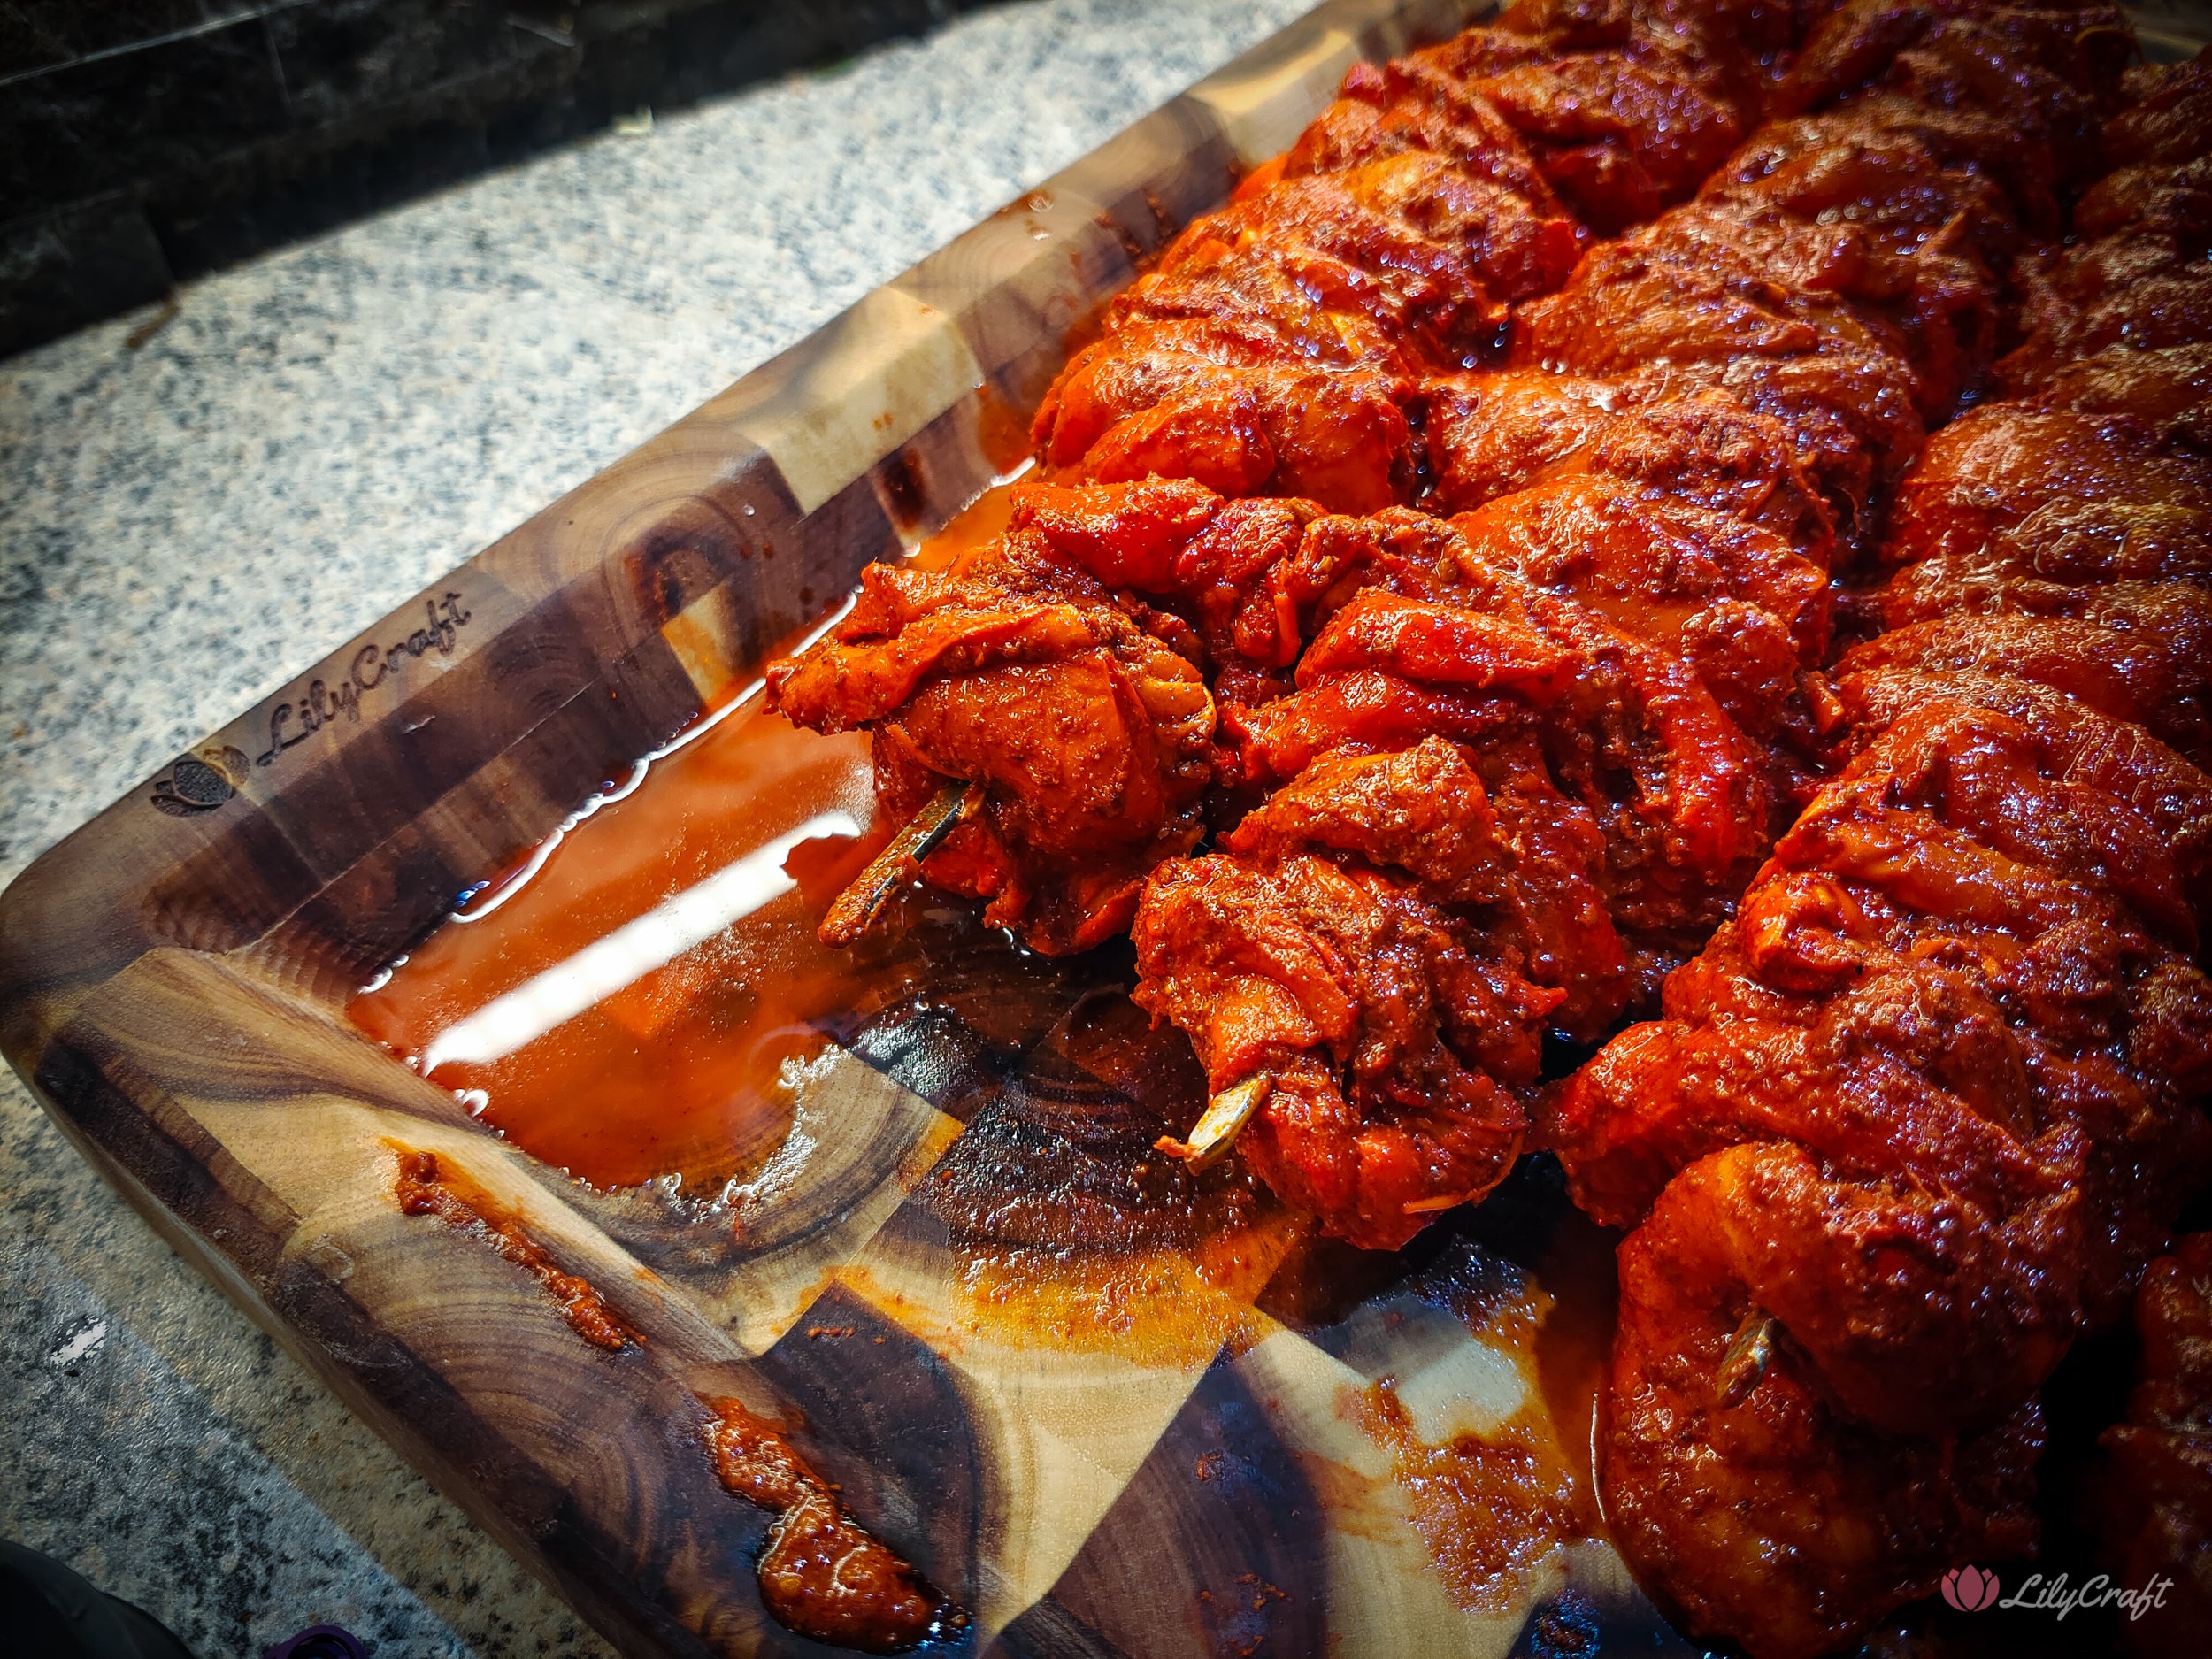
[
  {"left": 1281, "top": 56, "right": 1566, "bottom": 213},
  {"left": 2104, "top": 54, "right": 2212, "bottom": 170},
  {"left": 1323, "top": 0, "right": 1781, "bottom": 231},
  {"left": 1728, "top": 94, "right": 2065, "bottom": 237},
  {"left": 1870, "top": 529, "right": 2210, "bottom": 616},
  {"left": 1512, "top": 224, "right": 1931, "bottom": 528},
  {"left": 1005, "top": 476, "right": 1317, "bottom": 717},
  {"left": 1999, "top": 60, "right": 2212, "bottom": 384},
  {"left": 1448, "top": 472, "right": 1831, "bottom": 743},
  {"left": 1420, "top": 369, "right": 1624, "bottom": 509},
  {"left": 2119, "top": 1233, "right": 2212, "bottom": 1438},
  {"left": 1769, "top": 0, "right": 1947, "bottom": 116},
  {"left": 1778, "top": 696, "right": 2211, "bottom": 972},
  {"left": 2003, "top": 253, "right": 2212, "bottom": 388},
  {"left": 1133, "top": 740, "right": 1574, "bottom": 1248},
  {"left": 1827, "top": 666, "right": 2212, "bottom": 917},
  {"left": 1676, "top": 192, "right": 1996, "bottom": 397},
  {"left": 1836, "top": 611, "right": 2212, "bottom": 767},
  {"left": 1500, "top": 592, "right": 1770, "bottom": 963},
  {"left": 1693, "top": 142, "right": 2016, "bottom": 419},
  {"left": 1234, "top": 730, "right": 1631, "bottom": 1043},
  {"left": 1782, "top": 0, "right": 2131, "bottom": 136},
  {"left": 1882, "top": 4, "right": 2133, "bottom": 174},
  {"left": 1255, "top": 496, "right": 1483, "bottom": 629},
  {"left": 1552, "top": 699, "right": 2212, "bottom": 1290},
  {"left": 2024, "top": 340, "right": 2212, "bottom": 433},
  {"left": 1128, "top": 155, "right": 1585, "bottom": 370},
  {"left": 1233, "top": 533, "right": 1771, "bottom": 970},
  {"left": 1606, "top": 1159, "right": 2048, "bottom": 1659},
  {"left": 1878, "top": 402, "right": 2212, "bottom": 573},
  {"left": 2069, "top": 152, "right": 2212, "bottom": 255},
  {"left": 2033, "top": 177, "right": 2212, "bottom": 342},
  {"left": 1235, "top": 669, "right": 1539, "bottom": 785},
  {"left": 1258, "top": 515, "right": 1605, "bottom": 766},
  {"left": 1425, "top": 373, "right": 1838, "bottom": 563},
  {"left": 1515, "top": 215, "right": 1914, "bottom": 388},
  {"left": 1863, "top": 396, "right": 2212, "bottom": 633},
  {"left": 2094, "top": 1233, "right": 2212, "bottom": 1657},
  {"left": 1463, "top": 47, "right": 1747, "bottom": 233},
  {"left": 764, "top": 526, "right": 1217, "bottom": 955},
  {"left": 1608, "top": 351, "right": 1927, "bottom": 548},
  {"left": 1548, "top": 995, "right": 2089, "bottom": 1424},
  {"left": 1563, "top": 880, "right": 2212, "bottom": 1333},
  {"left": 1034, "top": 322, "right": 1416, "bottom": 512},
  {"left": 1019, "top": 488, "right": 1571, "bottom": 732},
  {"left": 1493, "top": 0, "right": 1802, "bottom": 109},
  {"left": 1866, "top": 580, "right": 2212, "bottom": 696},
  {"left": 1133, "top": 854, "right": 1525, "bottom": 1252}
]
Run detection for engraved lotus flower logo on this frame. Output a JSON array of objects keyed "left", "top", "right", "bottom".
[
  {"left": 150, "top": 745, "right": 251, "bottom": 817},
  {"left": 1941, "top": 1564, "right": 2001, "bottom": 1613}
]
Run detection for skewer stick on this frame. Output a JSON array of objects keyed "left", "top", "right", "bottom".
[
  {"left": 1402, "top": 1190, "right": 1474, "bottom": 1216},
  {"left": 1714, "top": 1309, "right": 1778, "bottom": 1409},
  {"left": 819, "top": 779, "right": 980, "bottom": 947},
  {"left": 1155, "top": 1074, "right": 1271, "bottom": 1172}
]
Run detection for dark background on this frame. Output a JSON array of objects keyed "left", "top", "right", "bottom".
[{"left": 0, "top": 0, "right": 1008, "bottom": 357}]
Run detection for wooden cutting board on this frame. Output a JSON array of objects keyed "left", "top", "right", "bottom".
[{"left": 0, "top": 2, "right": 1771, "bottom": 1654}]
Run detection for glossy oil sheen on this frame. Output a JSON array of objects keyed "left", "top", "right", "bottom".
[{"left": 345, "top": 486, "right": 1030, "bottom": 1192}]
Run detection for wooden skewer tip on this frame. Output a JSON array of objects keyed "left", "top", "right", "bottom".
[
  {"left": 818, "top": 778, "right": 979, "bottom": 946},
  {"left": 1714, "top": 1310, "right": 1779, "bottom": 1409},
  {"left": 1155, "top": 1074, "right": 1271, "bottom": 1172}
]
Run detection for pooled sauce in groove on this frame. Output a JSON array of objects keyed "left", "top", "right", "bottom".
[
  {"left": 705, "top": 1399, "right": 964, "bottom": 1653},
  {"left": 349, "top": 488, "right": 1025, "bottom": 1193},
  {"left": 391, "top": 1148, "right": 638, "bottom": 1351}
]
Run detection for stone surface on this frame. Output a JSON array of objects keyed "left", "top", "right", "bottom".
[
  {"left": 0, "top": 2, "right": 1311, "bottom": 1652},
  {"left": 0, "top": 1, "right": 1030, "bottom": 354}
]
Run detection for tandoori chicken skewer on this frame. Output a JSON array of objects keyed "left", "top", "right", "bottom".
[
  {"left": 1124, "top": 0, "right": 2123, "bottom": 1248},
  {"left": 1545, "top": 44, "right": 2212, "bottom": 1656}
]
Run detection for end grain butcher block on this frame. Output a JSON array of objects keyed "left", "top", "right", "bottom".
[{"left": 0, "top": 3, "right": 1674, "bottom": 1655}]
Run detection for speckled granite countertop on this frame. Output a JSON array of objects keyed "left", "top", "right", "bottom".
[{"left": 0, "top": 4, "right": 1310, "bottom": 1652}]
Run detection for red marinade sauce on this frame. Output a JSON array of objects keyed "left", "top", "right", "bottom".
[
  {"left": 391, "top": 1147, "right": 637, "bottom": 1351},
  {"left": 705, "top": 1399, "right": 963, "bottom": 1652},
  {"left": 348, "top": 487, "right": 1022, "bottom": 1195}
]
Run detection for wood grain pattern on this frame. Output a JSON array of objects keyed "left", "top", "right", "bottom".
[{"left": 0, "top": 4, "right": 1717, "bottom": 1655}]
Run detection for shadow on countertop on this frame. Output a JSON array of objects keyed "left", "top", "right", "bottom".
[
  {"left": 0, "top": 0, "right": 1014, "bottom": 358},
  {"left": 0, "top": 1539, "right": 202, "bottom": 1658}
]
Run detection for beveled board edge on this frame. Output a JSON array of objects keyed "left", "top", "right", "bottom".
[{"left": 0, "top": 5, "right": 1494, "bottom": 1658}]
